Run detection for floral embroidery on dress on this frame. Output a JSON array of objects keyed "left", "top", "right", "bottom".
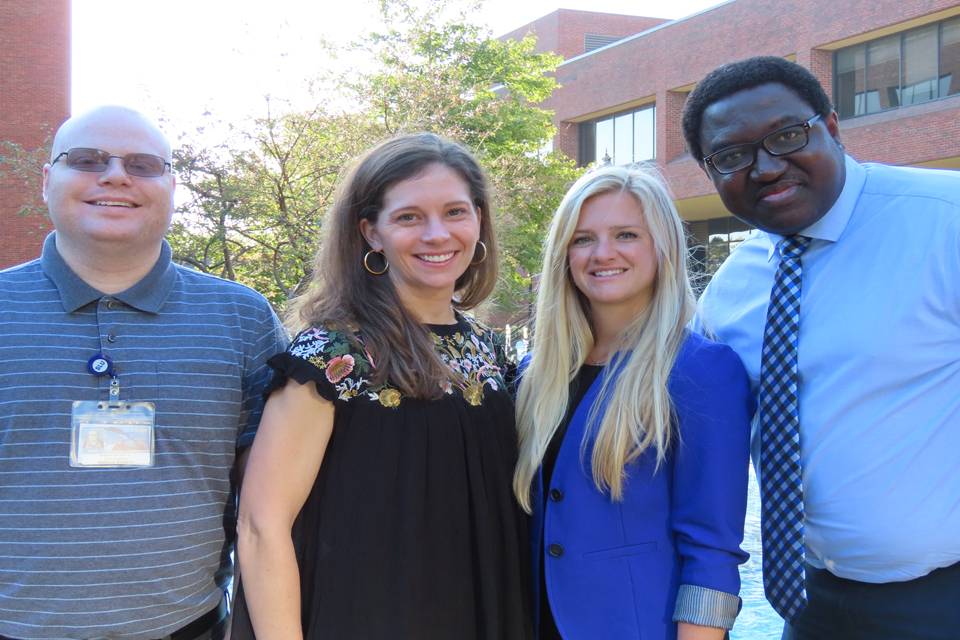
[
  {"left": 286, "top": 318, "right": 507, "bottom": 408},
  {"left": 325, "top": 355, "right": 355, "bottom": 383},
  {"left": 378, "top": 388, "right": 402, "bottom": 407}
]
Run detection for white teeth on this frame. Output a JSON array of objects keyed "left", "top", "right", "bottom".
[
  {"left": 594, "top": 269, "right": 625, "bottom": 277},
  {"left": 418, "top": 252, "right": 455, "bottom": 263},
  {"left": 92, "top": 201, "right": 136, "bottom": 208}
]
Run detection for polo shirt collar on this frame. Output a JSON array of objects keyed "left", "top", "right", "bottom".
[
  {"left": 763, "top": 154, "right": 866, "bottom": 260},
  {"left": 40, "top": 232, "right": 178, "bottom": 313}
]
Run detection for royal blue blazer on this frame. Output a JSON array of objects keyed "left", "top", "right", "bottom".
[{"left": 530, "top": 332, "right": 754, "bottom": 639}]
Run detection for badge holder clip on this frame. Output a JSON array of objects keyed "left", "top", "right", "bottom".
[{"left": 71, "top": 367, "right": 156, "bottom": 468}]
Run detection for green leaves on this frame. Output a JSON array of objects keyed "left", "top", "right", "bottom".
[
  {"left": 0, "top": 135, "right": 54, "bottom": 226},
  {"left": 169, "top": 0, "right": 585, "bottom": 319}
]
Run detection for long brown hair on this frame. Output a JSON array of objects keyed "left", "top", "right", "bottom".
[{"left": 286, "top": 133, "right": 499, "bottom": 399}]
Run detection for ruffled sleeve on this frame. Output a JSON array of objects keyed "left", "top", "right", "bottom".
[{"left": 264, "top": 326, "right": 377, "bottom": 403}]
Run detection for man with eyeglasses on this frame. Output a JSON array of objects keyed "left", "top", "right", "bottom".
[
  {"left": 686, "top": 56, "right": 960, "bottom": 639},
  {"left": 0, "top": 105, "right": 286, "bottom": 640}
]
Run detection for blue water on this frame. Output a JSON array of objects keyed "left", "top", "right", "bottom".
[{"left": 731, "top": 466, "right": 784, "bottom": 639}]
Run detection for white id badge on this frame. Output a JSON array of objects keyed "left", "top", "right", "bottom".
[{"left": 70, "top": 401, "right": 156, "bottom": 468}]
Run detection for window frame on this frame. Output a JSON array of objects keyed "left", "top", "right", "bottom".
[
  {"left": 834, "top": 17, "right": 960, "bottom": 119},
  {"left": 577, "top": 103, "right": 656, "bottom": 167}
]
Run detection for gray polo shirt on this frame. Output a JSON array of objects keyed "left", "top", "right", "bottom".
[{"left": 0, "top": 233, "right": 286, "bottom": 640}]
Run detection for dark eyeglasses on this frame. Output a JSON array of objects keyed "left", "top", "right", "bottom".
[
  {"left": 703, "top": 113, "right": 823, "bottom": 174},
  {"left": 51, "top": 148, "right": 171, "bottom": 178}
]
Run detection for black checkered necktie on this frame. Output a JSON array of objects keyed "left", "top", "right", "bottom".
[{"left": 759, "top": 235, "right": 812, "bottom": 625}]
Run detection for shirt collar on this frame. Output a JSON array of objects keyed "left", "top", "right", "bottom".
[
  {"left": 762, "top": 154, "right": 866, "bottom": 260},
  {"left": 40, "top": 232, "right": 178, "bottom": 313}
]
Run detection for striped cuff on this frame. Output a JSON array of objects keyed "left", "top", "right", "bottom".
[{"left": 672, "top": 584, "right": 742, "bottom": 630}]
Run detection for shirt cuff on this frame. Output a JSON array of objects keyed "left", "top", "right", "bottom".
[{"left": 673, "top": 584, "right": 742, "bottom": 630}]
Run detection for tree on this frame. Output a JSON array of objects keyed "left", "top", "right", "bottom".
[
  {"left": 170, "top": 0, "right": 582, "bottom": 317},
  {"left": 169, "top": 96, "right": 376, "bottom": 307},
  {"left": 355, "top": 0, "right": 581, "bottom": 315},
  {"left": 0, "top": 134, "right": 54, "bottom": 235}
]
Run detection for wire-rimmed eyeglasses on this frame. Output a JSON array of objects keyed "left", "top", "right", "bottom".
[{"left": 51, "top": 148, "right": 171, "bottom": 178}]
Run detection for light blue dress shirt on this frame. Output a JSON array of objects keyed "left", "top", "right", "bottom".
[{"left": 693, "top": 155, "right": 960, "bottom": 584}]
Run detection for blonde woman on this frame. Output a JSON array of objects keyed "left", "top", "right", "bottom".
[{"left": 515, "top": 166, "right": 752, "bottom": 640}]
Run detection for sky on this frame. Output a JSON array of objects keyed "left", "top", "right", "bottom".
[{"left": 72, "top": 0, "right": 729, "bottom": 135}]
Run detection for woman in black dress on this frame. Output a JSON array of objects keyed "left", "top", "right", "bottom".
[{"left": 237, "top": 133, "right": 533, "bottom": 640}]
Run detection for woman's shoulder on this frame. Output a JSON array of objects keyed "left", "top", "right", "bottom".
[
  {"left": 669, "top": 330, "right": 756, "bottom": 419},
  {"left": 459, "top": 315, "right": 500, "bottom": 344},
  {"left": 277, "top": 323, "right": 394, "bottom": 404},
  {"left": 287, "top": 323, "right": 368, "bottom": 362},
  {"left": 674, "top": 330, "right": 747, "bottom": 379}
]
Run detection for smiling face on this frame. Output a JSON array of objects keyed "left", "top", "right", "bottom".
[
  {"left": 699, "top": 83, "right": 846, "bottom": 236},
  {"left": 359, "top": 163, "right": 481, "bottom": 314},
  {"left": 42, "top": 106, "right": 175, "bottom": 256},
  {"left": 567, "top": 190, "right": 658, "bottom": 321}
]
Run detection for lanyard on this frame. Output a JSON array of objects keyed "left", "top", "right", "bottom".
[{"left": 87, "top": 353, "right": 121, "bottom": 407}]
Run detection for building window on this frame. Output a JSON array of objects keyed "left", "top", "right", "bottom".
[
  {"left": 687, "top": 216, "right": 754, "bottom": 292},
  {"left": 705, "top": 216, "right": 753, "bottom": 273},
  {"left": 578, "top": 104, "right": 656, "bottom": 166},
  {"left": 835, "top": 16, "right": 960, "bottom": 118}
]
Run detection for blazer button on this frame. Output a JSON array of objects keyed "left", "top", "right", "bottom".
[
  {"left": 548, "top": 543, "right": 563, "bottom": 557},
  {"left": 549, "top": 488, "right": 563, "bottom": 502}
]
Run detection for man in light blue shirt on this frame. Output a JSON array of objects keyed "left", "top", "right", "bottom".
[{"left": 683, "top": 56, "right": 960, "bottom": 639}]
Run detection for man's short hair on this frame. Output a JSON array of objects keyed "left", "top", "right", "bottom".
[{"left": 682, "top": 55, "right": 835, "bottom": 159}]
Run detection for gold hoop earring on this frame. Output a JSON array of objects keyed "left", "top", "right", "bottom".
[
  {"left": 364, "top": 250, "right": 389, "bottom": 275},
  {"left": 470, "top": 241, "right": 487, "bottom": 266}
]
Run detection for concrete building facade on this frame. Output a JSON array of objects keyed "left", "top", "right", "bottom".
[
  {"left": 503, "top": 0, "right": 960, "bottom": 272},
  {"left": 0, "top": 0, "right": 71, "bottom": 269}
]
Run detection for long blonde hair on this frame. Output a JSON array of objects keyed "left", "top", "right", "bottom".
[{"left": 514, "top": 166, "right": 695, "bottom": 511}]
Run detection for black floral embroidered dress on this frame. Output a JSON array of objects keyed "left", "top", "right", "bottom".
[{"left": 263, "top": 316, "right": 534, "bottom": 640}]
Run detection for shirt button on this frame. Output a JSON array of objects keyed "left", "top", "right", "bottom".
[
  {"left": 107, "top": 333, "right": 117, "bottom": 343},
  {"left": 107, "top": 301, "right": 118, "bottom": 310},
  {"left": 548, "top": 543, "right": 563, "bottom": 557},
  {"left": 549, "top": 488, "right": 563, "bottom": 502},
  {"left": 825, "top": 559, "right": 836, "bottom": 569}
]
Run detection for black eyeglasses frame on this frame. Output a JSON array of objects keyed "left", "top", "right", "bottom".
[{"left": 702, "top": 113, "right": 824, "bottom": 175}]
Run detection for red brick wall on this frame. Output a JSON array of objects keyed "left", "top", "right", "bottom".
[
  {"left": 540, "top": 0, "right": 960, "bottom": 201},
  {"left": 556, "top": 10, "right": 668, "bottom": 60},
  {"left": 0, "top": 0, "right": 70, "bottom": 269},
  {"left": 839, "top": 94, "right": 960, "bottom": 165},
  {"left": 500, "top": 10, "right": 668, "bottom": 60},
  {"left": 500, "top": 11, "right": 561, "bottom": 57},
  {"left": 662, "top": 89, "right": 690, "bottom": 163}
]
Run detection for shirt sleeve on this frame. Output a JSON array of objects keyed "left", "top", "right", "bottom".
[
  {"left": 674, "top": 584, "right": 742, "bottom": 630},
  {"left": 237, "top": 301, "right": 288, "bottom": 449},
  {"left": 668, "top": 335, "right": 754, "bottom": 629},
  {"left": 263, "top": 325, "right": 382, "bottom": 406}
]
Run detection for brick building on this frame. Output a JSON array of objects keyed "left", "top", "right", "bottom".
[
  {"left": 503, "top": 0, "right": 960, "bottom": 273},
  {"left": 0, "top": 0, "right": 71, "bottom": 269}
]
